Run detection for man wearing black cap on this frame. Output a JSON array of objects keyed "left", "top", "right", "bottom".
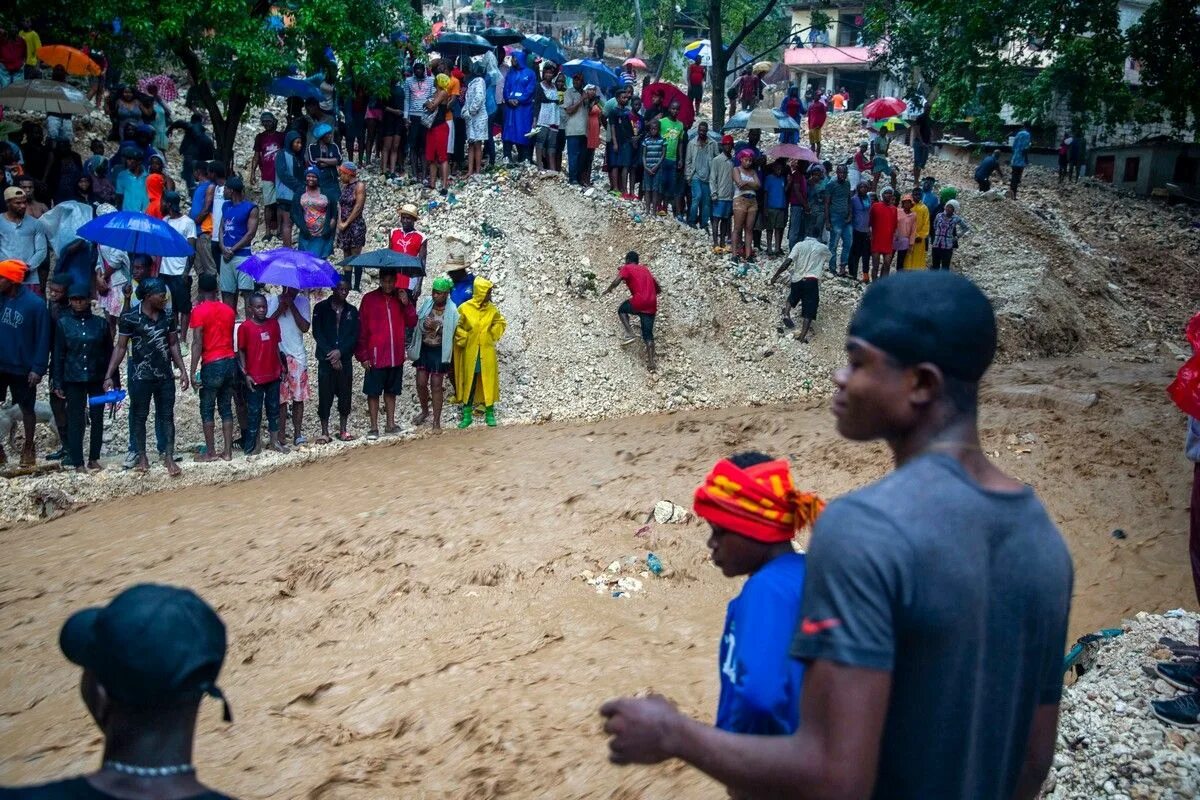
[
  {"left": 601, "top": 271, "right": 1074, "bottom": 800},
  {"left": 0, "top": 584, "right": 237, "bottom": 798}
]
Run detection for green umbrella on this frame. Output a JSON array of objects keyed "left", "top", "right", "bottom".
[{"left": 872, "top": 116, "right": 909, "bottom": 132}]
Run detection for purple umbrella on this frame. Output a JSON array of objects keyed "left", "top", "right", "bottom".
[{"left": 238, "top": 248, "right": 339, "bottom": 289}]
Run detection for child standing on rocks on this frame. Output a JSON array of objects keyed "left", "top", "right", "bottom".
[{"left": 602, "top": 251, "right": 660, "bottom": 373}]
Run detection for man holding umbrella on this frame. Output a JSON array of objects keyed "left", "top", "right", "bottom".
[{"left": 388, "top": 203, "right": 428, "bottom": 297}]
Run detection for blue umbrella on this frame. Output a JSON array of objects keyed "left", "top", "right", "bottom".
[
  {"left": 78, "top": 211, "right": 193, "bottom": 257},
  {"left": 560, "top": 59, "right": 622, "bottom": 91},
  {"left": 239, "top": 248, "right": 339, "bottom": 289},
  {"left": 267, "top": 76, "right": 322, "bottom": 101},
  {"left": 521, "top": 34, "right": 567, "bottom": 65}
]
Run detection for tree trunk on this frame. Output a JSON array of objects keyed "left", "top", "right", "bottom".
[
  {"left": 710, "top": 0, "right": 726, "bottom": 129},
  {"left": 213, "top": 92, "right": 249, "bottom": 169},
  {"left": 631, "top": 0, "right": 644, "bottom": 57},
  {"left": 653, "top": 21, "right": 675, "bottom": 81}
]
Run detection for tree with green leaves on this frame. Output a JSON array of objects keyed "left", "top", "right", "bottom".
[
  {"left": 1129, "top": 0, "right": 1200, "bottom": 134},
  {"left": 56, "top": 0, "right": 426, "bottom": 166},
  {"left": 861, "top": 0, "right": 1186, "bottom": 139}
]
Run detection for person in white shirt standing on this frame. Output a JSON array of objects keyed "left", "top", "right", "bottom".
[
  {"left": 770, "top": 237, "right": 831, "bottom": 344},
  {"left": 160, "top": 192, "right": 197, "bottom": 345},
  {"left": 266, "top": 287, "right": 312, "bottom": 447}
]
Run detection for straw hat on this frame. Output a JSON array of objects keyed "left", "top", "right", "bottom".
[{"left": 399, "top": 203, "right": 420, "bottom": 219}]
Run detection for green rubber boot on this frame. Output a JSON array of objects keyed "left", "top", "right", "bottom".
[
  {"left": 484, "top": 406, "right": 497, "bottom": 427},
  {"left": 457, "top": 406, "right": 474, "bottom": 429}
]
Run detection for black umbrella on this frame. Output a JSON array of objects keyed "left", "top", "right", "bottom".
[
  {"left": 479, "top": 27, "right": 524, "bottom": 46},
  {"left": 429, "top": 32, "right": 493, "bottom": 59},
  {"left": 340, "top": 249, "right": 426, "bottom": 275}
]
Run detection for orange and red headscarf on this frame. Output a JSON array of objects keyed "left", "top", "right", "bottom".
[
  {"left": 693, "top": 458, "right": 825, "bottom": 543},
  {"left": 0, "top": 259, "right": 28, "bottom": 283}
]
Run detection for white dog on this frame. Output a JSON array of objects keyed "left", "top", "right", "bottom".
[{"left": 0, "top": 400, "right": 55, "bottom": 461}]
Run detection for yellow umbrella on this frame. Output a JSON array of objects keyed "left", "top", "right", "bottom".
[
  {"left": 36, "top": 45, "right": 101, "bottom": 76},
  {"left": 752, "top": 61, "right": 773, "bottom": 74}
]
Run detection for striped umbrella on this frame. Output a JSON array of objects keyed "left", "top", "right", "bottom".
[{"left": 683, "top": 39, "right": 710, "bottom": 62}]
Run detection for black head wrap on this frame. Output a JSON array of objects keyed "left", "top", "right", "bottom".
[{"left": 847, "top": 271, "right": 996, "bottom": 382}]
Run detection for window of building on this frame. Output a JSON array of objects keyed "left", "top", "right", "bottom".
[
  {"left": 1123, "top": 157, "right": 1140, "bottom": 182},
  {"left": 837, "top": 14, "right": 864, "bottom": 47}
]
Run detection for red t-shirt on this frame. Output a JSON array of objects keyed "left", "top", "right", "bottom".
[
  {"left": 687, "top": 64, "right": 706, "bottom": 87},
  {"left": 253, "top": 131, "right": 285, "bottom": 183},
  {"left": 618, "top": 263, "right": 659, "bottom": 315},
  {"left": 389, "top": 228, "right": 426, "bottom": 290},
  {"left": 807, "top": 99, "right": 827, "bottom": 130},
  {"left": 236, "top": 318, "right": 282, "bottom": 385},
  {"left": 190, "top": 300, "right": 236, "bottom": 364}
]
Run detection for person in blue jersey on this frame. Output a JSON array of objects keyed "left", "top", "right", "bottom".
[{"left": 693, "top": 450, "right": 825, "bottom": 736}]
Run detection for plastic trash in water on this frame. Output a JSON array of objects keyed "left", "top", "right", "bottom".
[
  {"left": 88, "top": 389, "right": 127, "bottom": 406},
  {"left": 646, "top": 552, "right": 663, "bottom": 576}
]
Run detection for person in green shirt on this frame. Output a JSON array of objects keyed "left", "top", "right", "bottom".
[{"left": 658, "top": 101, "right": 685, "bottom": 219}]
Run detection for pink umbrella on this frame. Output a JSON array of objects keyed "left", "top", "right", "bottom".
[
  {"left": 863, "top": 96, "right": 907, "bottom": 121},
  {"left": 623, "top": 57, "right": 647, "bottom": 70},
  {"left": 766, "top": 143, "right": 819, "bottom": 163},
  {"left": 138, "top": 74, "right": 178, "bottom": 102}
]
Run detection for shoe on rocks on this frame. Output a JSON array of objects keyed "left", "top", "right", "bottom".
[
  {"left": 1157, "top": 661, "right": 1200, "bottom": 691},
  {"left": 457, "top": 407, "right": 474, "bottom": 429},
  {"left": 45, "top": 448, "right": 67, "bottom": 461},
  {"left": 484, "top": 406, "right": 497, "bottom": 427},
  {"left": 1151, "top": 690, "right": 1200, "bottom": 729}
]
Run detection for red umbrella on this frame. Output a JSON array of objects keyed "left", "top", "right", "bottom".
[
  {"left": 640, "top": 82, "right": 694, "bottom": 128},
  {"left": 766, "top": 143, "right": 819, "bottom": 163},
  {"left": 863, "top": 96, "right": 907, "bottom": 121},
  {"left": 138, "top": 74, "right": 178, "bottom": 102},
  {"left": 623, "top": 57, "right": 647, "bottom": 70}
]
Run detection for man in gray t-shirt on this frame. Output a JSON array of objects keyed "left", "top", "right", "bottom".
[{"left": 600, "top": 271, "right": 1073, "bottom": 800}]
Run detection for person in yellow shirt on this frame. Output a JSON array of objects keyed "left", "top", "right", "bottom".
[
  {"left": 453, "top": 276, "right": 506, "bottom": 428},
  {"left": 907, "top": 187, "right": 930, "bottom": 270},
  {"left": 17, "top": 19, "right": 40, "bottom": 76}
]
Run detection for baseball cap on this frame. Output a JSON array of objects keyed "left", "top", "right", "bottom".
[
  {"left": 60, "top": 584, "right": 232, "bottom": 720},
  {"left": 4, "top": 187, "right": 26, "bottom": 202},
  {"left": 720, "top": 134, "right": 734, "bottom": 145}
]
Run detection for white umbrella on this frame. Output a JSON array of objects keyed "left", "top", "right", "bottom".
[{"left": 0, "top": 79, "right": 92, "bottom": 116}]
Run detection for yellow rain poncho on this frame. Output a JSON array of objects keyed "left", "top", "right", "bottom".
[
  {"left": 907, "top": 201, "right": 930, "bottom": 269},
  {"left": 454, "top": 277, "right": 507, "bottom": 405}
]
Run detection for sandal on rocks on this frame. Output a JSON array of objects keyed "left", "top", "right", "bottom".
[{"left": 367, "top": 430, "right": 380, "bottom": 441}]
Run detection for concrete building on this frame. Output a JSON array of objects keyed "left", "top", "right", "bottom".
[{"left": 783, "top": 2, "right": 899, "bottom": 105}]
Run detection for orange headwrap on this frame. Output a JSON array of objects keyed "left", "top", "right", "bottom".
[
  {"left": 693, "top": 458, "right": 825, "bottom": 543},
  {"left": 0, "top": 259, "right": 28, "bottom": 283}
]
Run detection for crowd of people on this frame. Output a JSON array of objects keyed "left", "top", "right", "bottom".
[{"left": 1, "top": 271, "right": 1087, "bottom": 800}]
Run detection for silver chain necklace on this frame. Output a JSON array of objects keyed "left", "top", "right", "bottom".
[{"left": 103, "top": 761, "right": 195, "bottom": 778}]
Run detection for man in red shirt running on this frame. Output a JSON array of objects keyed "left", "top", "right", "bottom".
[{"left": 603, "top": 251, "right": 660, "bottom": 373}]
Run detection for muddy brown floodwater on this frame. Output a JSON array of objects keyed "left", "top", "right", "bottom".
[{"left": 0, "top": 357, "right": 1193, "bottom": 799}]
